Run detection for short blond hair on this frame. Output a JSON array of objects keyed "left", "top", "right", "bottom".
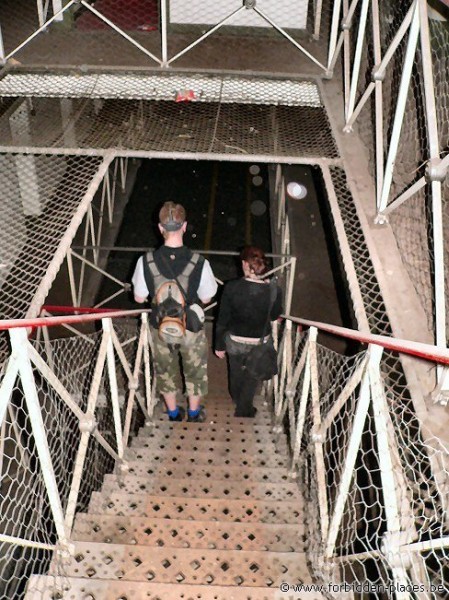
[{"left": 159, "top": 202, "right": 186, "bottom": 231}]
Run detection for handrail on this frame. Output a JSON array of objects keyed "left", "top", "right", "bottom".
[
  {"left": 287, "top": 315, "right": 449, "bottom": 365},
  {"left": 2, "top": 303, "right": 448, "bottom": 365},
  {"left": 42, "top": 305, "right": 119, "bottom": 314},
  {"left": 0, "top": 308, "right": 150, "bottom": 331}
]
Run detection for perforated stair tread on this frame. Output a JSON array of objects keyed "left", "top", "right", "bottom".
[
  {"left": 136, "top": 426, "right": 285, "bottom": 444},
  {"left": 25, "top": 575, "right": 326, "bottom": 599},
  {"left": 141, "top": 421, "right": 276, "bottom": 433},
  {"left": 125, "top": 462, "right": 294, "bottom": 483},
  {"left": 72, "top": 515, "right": 304, "bottom": 551},
  {"left": 102, "top": 474, "right": 301, "bottom": 502},
  {"left": 89, "top": 492, "right": 303, "bottom": 524},
  {"left": 130, "top": 437, "right": 287, "bottom": 455},
  {"left": 50, "top": 541, "right": 310, "bottom": 587},
  {"left": 125, "top": 447, "right": 289, "bottom": 468},
  {"left": 149, "top": 412, "right": 273, "bottom": 425}
]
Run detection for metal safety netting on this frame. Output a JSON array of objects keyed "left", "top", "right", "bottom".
[
  {"left": 272, "top": 320, "right": 449, "bottom": 599},
  {"left": 0, "top": 84, "right": 339, "bottom": 161},
  {"left": 348, "top": 0, "right": 449, "bottom": 340},
  {"left": 0, "top": 313, "right": 149, "bottom": 599},
  {"left": 0, "top": 0, "right": 335, "bottom": 74}
]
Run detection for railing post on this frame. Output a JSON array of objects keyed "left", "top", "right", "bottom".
[
  {"left": 369, "top": 345, "right": 412, "bottom": 599},
  {"left": 326, "top": 344, "right": 378, "bottom": 558},
  {"left": 9, "top": 327, "right": 71, "bottom": 550},
  {"left": 308, "top": 327, "right": 329, "bottom": 544},
  {"left": 377, "top": 0, "right": 420, "bottom": 215},
  {"left": 103, "top": 318, "right": 124, "bottom": 459},
  {"left": 123, "top": 317, "right": 147, "bottom": 445},
  {"left": 161, "top": 0, "right": 168, "bottom": 66},
  {"left": 64, "top": 329, "right": 109, "bottom": 533}
]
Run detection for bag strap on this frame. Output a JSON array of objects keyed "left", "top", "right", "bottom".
[
  {"left": 159, "top": 252, "right": 200, "bottom": 304},
  {"left": 259, "top": 278, "right": 278, "bottom": 343}
]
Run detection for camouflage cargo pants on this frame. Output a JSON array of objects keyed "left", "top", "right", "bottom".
[{"left": 150, "top": 328, "right": 208, "bottom": 397}]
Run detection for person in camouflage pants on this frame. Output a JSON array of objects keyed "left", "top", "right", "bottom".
[
  {"left": 150, "top": 329, "right": 208, "bottom": 398},
  {"left": 132, "top": 202, "right": 217, "bottom": 422}
]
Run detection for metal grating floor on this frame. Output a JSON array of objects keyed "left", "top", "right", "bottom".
[
  {"left": 0, "top": 73, "right": 323, "bottom": 106},
  {"left": 0, "top": 72, "right": 339, "bottom": 162}
]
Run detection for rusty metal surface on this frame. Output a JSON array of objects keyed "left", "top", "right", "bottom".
[
  {"left": 124, "top": 448, "right": 288, "bottom": 469},
  {"left": 89, "top": 492, "right": 303, "bottom": 524},
  {"left": 102, "top": 474, "right": 301, "bottom": 502},
  {"left": 124, "top": 462, "right": 292, "bottom": 483},
  {"left": 50, "top": 541, "right": 309, "bottom": 587},
  {"left": 72, "top": 515, "right": 304, "bottom": 551},
  {"left": 26, "top": 575, "right": 303, "bottom": 599}
]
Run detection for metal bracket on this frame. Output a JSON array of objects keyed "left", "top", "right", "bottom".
[
  {"left": 380, "top": 531, "right": 414, "bottom": 570},
  {"left": 372, "top": 65, "right": 385, "bottom": 82},
  {"left": 244, "top": 0, "right": 256, "bottom": 8},
  {"left": 79, "top": 412, "right": 96, "bottom": 434},
  {"left": 128, "top": 379, "right": 139, "bottom": 391},
  {"left": 342, "top": 21, "right": 352, "bottom": 31},
  {"left": 425, "top": 157, "right": 448, "bottom": 183},
  {"left": 374, "top": 213, "right": 389, "bottom": 226},
  {"left": 55, "top": 541, "right": 76, "bottom": 562},
  {"left": 117, "top": 459, "right": 130, "bottom": 476}
]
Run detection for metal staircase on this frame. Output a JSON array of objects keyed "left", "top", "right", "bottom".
[{"left": 24, "top": 355, "right": 320, "bottom": 600}]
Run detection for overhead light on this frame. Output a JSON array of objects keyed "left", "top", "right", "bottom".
[{"left": 286, "top": 181, "right": 307, "bottom": 199}]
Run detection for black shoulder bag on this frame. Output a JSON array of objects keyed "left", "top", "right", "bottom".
[{"left": 242, "top": 279, "right": 278, "bottom": 381}]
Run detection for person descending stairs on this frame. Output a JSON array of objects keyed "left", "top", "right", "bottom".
[{"left": 26, "top": 330, "right": 323, "bottom": 599}]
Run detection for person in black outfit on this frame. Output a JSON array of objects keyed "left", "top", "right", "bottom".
[{"left": 215, "top": 246, "right": 283, "bottom": 417}]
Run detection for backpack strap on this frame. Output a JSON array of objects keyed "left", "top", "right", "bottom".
[
  {"left": 177, "top": 253, "right": 201, "bottom": 297},
  {"left": 143, "top": 251, "right": 166, "bottom": 298}
]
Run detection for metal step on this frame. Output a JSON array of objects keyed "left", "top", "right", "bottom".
[
  {"left": 124, "top": 447, "right": 289, "bottom": 469},
  {"left": 25, "top": 575, "right": 326, "bottom": 599},
  {"left": 101, "top": 474, "right": 301, "bottom": 502},
  {"left": 140, "top": 421, "right": 280, "bottom": 435},
  {"left": 88, "top": 492, "right": 303, "bottom": 524},
  {"left": 135, "top": 425, "right": 285, "bottom": 445},
  {"left": 149, "top": 411, "right": 273, "bottom": 426},
  {"left": 124, "top": 462, "right": 293, "bottom": 483},
  {"left": 72, "top": 514, "right": 304, "bottom": 551},
  {"left": 129, "top": 438, "right": 287, "bottom": 456},
  {"left": 49, "top": 541, "right": 310, "bottom": 588}
]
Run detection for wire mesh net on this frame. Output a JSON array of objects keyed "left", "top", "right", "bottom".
[
  {"left": 0, "top": 0, "right": 333, "bottom": 74},
  {"left": 0, "top": 90, "right": 338, "bottom": 160},
  {"left": 353, "top": 0, "right": 449, "bottom": 336},
  {"left": 0, "top": 318, "right": 145, "bottom": 599},
  {"left": 283, "top": 329, "right": 449, "bottom": 600}
]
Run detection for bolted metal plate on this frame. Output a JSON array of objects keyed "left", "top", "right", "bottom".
[
  {"left": 50, "top": 541, "right": 310, "bottom": 587},
  {"left": 72, "top": 515, "right": 304, "bottom": 551},
  {"left": 125, "top": 462, "right": 292, "bottom": 483},
  {"left": 26, "top": 575, "right": 323, "bottom": 599},
  {"left": 88, "top": 492, "right": 303, "bottom": 524},
  {"left": 124, "top": 448, "right": 288, "bottom": 469},
  {"left": 102, "top": 475, "right": 301, "bottom": 502}
]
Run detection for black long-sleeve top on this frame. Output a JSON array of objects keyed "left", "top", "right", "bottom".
[{"left": 215, "top": 278, "right": 283, "bottom": 351}]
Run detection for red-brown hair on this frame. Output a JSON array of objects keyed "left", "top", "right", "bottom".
[{"left": 240, "top": 246, "right": 268, "bottom": 276}]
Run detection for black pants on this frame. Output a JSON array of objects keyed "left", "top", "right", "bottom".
[{"left": 226, "top": 337, "right": 259, "bottom": 417}]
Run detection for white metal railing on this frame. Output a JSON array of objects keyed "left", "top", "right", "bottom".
[
  {"left": 0, "top": 309, "right": 155, "bottom": 562},
  {"left": 1, "top": 305, "right": 449, "bottom": 595},
  {"left": 331, "top": 0, "right": 449, "bottom": 363},
  {"left": 271, "top": 315, "right": 449, "bottom": 598},
  {"left": 0, "top": 1, "right": 347, "bottom": 75},
  {"left": 65, "top": 245, "right": 297, "bottom": 318}
]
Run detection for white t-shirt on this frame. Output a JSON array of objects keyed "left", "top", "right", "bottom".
[{"left": 132, "top": 254, "right": 218, "bottom": 302}]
